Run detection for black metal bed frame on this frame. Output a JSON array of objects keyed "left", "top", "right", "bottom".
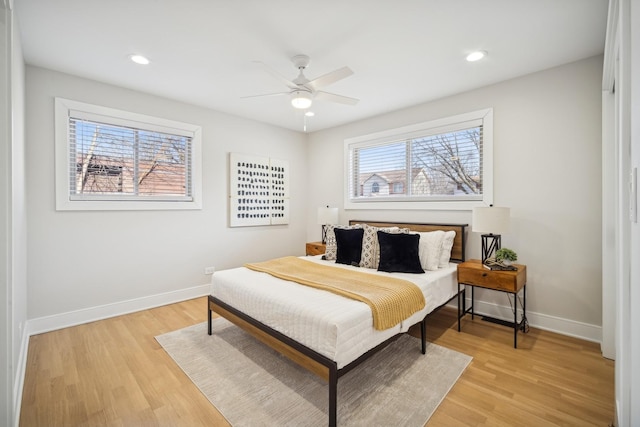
[
  {"left": 207, "top": 222, "right": 467, "bottom": 426},
  {"left": 208, "top": 296, "right": 428, "bottom": 426}
]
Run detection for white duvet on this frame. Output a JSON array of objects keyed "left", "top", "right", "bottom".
[{"left": 210, "top": 255, "right": 458, "bottom": 369}]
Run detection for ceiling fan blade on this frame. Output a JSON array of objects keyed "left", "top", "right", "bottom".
[
  {"left": 254, "top": 61, "right": 298, "bottom": 89},
  {"left": 315, "top": 90, "right": 359, "bottom": 105},
  {"left": 307, "top": 66, "right": 354, "bottom": 90},
  {"left": 240, "top": 91, "right": 289, "bottom": 99}
]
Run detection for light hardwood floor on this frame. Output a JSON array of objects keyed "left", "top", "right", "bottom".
[{"left": 19, "top": 297, "right": 614, "bottom": 426}]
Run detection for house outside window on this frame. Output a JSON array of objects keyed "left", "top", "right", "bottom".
[
  {"left": 344, "top": 108, "right": 493, "bottom": 210},
  {"left": 55, "top": 98, "right": 202, "bottom": 211}
]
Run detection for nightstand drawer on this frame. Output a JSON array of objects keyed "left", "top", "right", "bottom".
[
  {"left": 457, "top": 261, "right": 526, "bottom": 293},
  {"left": 306, "top": 242, "right": 326, "bottom": 256}
]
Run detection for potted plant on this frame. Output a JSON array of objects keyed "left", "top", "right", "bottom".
[{"left": 495, "top": 248, "right": 518, "bottom": 266}]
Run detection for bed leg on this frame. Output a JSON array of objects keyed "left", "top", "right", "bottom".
[
  {"left": 420, "top": 317, "right": 427, "bottom": 355},
  {"left": 208, "top": 304, "right": 212, "bottom": 336},
  {"left": 329, "top": 366, "right": 337, "bottom": 427}
]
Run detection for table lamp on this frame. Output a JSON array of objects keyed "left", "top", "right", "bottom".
[
  {"left": 472, "top": 206, "right": 510, "bottom": 264},
  {"left": 317, "top": 206, "right": 339, "bottom": 244}
]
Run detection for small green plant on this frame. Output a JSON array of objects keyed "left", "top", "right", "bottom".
[{"left": 495, "top": 247, "right": 518, "bottom": 262}]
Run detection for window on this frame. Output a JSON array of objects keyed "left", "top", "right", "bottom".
[
  {"left": 344, "top": 108, "right": 493, "bottom": 210},
  {"left": 55, "top": 98, "right": 202, "bottom": 210}
]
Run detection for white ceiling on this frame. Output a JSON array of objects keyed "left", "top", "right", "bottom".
[{"left": 15, "top": 0, "right": 609, "bottom": 133}]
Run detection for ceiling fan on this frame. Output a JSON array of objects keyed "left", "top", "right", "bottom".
[{"left": 243, "top": 54, "right": 359, "bottom": 109}]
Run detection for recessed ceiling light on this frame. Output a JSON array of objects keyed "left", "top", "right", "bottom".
[
  {"left": 466, "top": 51, "right": 487, "bottom": 62},
  {"left": 129, "top": 54, "right": 150, "bottom": 65},
  {"left": 305, "top": 111, "right": 315, "bottom": 117}
]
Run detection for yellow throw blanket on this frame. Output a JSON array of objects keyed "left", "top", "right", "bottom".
[{"left": 244, "top": 256, "right": 425, "bottom": 331}]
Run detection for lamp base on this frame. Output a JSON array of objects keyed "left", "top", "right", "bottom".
[
  {"left": 321, "top": 225, "right": 328, "bottom": 244},
  {"left": 481, "top": 234, "right": 501, "bottom": 264}
]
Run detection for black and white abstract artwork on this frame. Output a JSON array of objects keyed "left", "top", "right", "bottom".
[{"left": 229, "top": 153, "right": 290, "bottom": 227}]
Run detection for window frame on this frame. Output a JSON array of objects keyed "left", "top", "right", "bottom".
[
  {"left": 343, "top": 108, "right": 493, "bottom": 210},
  {"left": 54, "top": 98, "right": 202, "bottom": 211}
]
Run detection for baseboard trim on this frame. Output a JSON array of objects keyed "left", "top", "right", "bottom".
[
  {"left": 26, "top": 284, "right": 211, "bottom": 336},
  {"left": 447, "top": 297, "right": 602, "bottom": 343}
]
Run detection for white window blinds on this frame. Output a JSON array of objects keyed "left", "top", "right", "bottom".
[{"left": 69, "top": 115, "right": 193, "bottom": 201}]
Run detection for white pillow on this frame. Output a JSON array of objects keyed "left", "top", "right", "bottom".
[
  {"left": 413, "top": 231, "right": 445, "bottom": 271},
  {"left": 359, "top": 225, "right": 400, "bottom": 269},
  {"left": 324, "top": 224, "right": 363, "bottom": 260},
  {"left": 438, "top": 231, "right": 456, "bottom": 268}
]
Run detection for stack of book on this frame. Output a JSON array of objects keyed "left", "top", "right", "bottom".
[{"left": 483, "top": 261, "right": 517, "bottom": 271}]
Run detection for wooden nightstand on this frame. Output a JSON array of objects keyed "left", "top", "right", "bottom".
[
  {"left": 457, "top": 259, "right": 528, "bottom": 348},
  {"left": 306, "top": 241, "right": 326, "bottom": 256}
]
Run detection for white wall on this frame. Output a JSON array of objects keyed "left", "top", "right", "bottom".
[
  {"left": 307, "top": 56, "right": 604, "bottom": 340},
  {"left": 25, "top": 66, "right": 307, "bottom": 322},
  {"left": 1, "top": 5, "right": 11, "bottom": 424},
  {"left": 1, "top": 2, "right": 28, "bottom": 425},
  {"left": 10, "top": 7, "right": 26, "bottom": 426},
  {"left": 22, "top": 57, "right": 604, "bottom": 337},
  {"left": 628, "top": 0, "right": 640, "bottom": 423}
]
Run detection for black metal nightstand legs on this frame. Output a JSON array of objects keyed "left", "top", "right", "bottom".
[
  {"left": 457, "top": 283, "right": 461, "bottom": 332},
  {"left": 457, "top": 284, "right": 469, "bottom": 332},
  {"left": 457, "top": 284, "right": 527, "bottom": 348},
  {"left": 514, "top": 292, "right": 518, "bottom": 348}
]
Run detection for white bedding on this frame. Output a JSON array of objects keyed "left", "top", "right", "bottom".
[{"left": 210, "top": 255, "right": 458, "bottom": 369}]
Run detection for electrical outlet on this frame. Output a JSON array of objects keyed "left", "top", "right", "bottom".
[{"left": 204, "top": 266, "right": 215, "bottom": 275}]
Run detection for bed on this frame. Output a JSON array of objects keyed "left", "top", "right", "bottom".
[{"left": 208, "top": 220, "right": 467, "bottom": 426}]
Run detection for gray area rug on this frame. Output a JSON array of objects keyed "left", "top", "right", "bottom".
[{"left": 156, "top": 318, "right": 472, "bottom": 426}]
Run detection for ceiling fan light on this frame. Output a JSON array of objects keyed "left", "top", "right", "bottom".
[{"left": 291, "top": 91, "right": 312, "bottom": 109}]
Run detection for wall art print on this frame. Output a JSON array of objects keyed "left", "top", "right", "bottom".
[{"left": 229, "top": 152, "right": 290, "bottom": 227}]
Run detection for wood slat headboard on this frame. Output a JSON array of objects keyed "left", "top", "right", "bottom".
[{"left": 348, "top": 220, "right": 468, "bottom": 263}]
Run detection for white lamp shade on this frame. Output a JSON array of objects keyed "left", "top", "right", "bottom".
[
  {"left": 291, "top": 91, "right": 312, "bottom": 109},
  {"left": 472, "top": 206, "right": 510, "bottom": 234},
  {"left": 317, "top": 207, "right": 339, "bottom": 225}
]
